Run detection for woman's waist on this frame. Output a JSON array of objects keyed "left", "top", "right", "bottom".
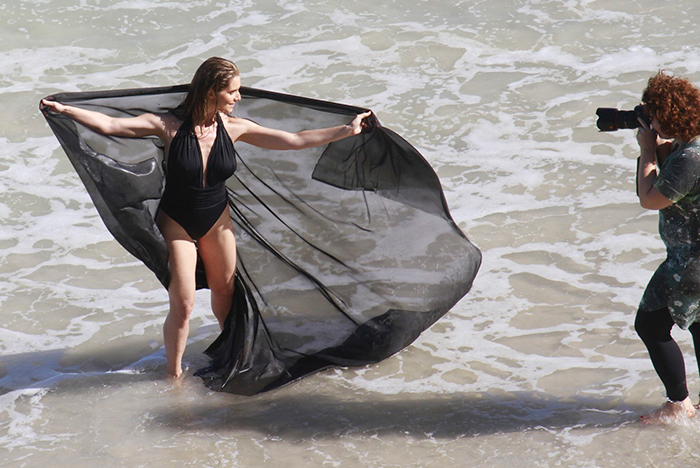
[{"left": 160, "top": 182, "right": 228, "bottom": 208}]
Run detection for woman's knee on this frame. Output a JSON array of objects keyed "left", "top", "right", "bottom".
[
  {"left": 168, "top": 289, "right": 195, "bottom": 319},
  {"left": 210, "top": 279, "right": 235, "bottom": 299}
]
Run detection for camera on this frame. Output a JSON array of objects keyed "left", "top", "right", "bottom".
[{"left": 596, "top": 104, "right": 650, "bottom": 131}]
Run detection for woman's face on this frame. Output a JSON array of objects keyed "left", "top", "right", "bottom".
[{"left": 212, "top": 75, "right": 242, "bottom": 115}]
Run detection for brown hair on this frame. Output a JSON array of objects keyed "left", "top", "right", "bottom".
[
  {"left": 177, "top": 57, "right": 239, "bottom": 126},
  {"left": 642, "top": 70, "right": 700, "bottom": 142}
]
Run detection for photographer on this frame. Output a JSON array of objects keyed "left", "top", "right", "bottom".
[{"left": 633, "top": 71, "right": 700, "bottom": 424}]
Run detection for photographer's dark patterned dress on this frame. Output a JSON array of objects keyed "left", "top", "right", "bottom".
[{"left": 640, "top": 138, "right": 700, "bottom": 328}]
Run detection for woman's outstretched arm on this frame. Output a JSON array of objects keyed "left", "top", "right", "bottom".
[
  {"left": 41, "top": 99, "right": 170, "bottom": 139},
  {"left": 233, "top": 111, "right": 373, "bottom": 150}
]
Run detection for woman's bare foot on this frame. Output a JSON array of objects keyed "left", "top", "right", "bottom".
[
  {"left": 640, "top": 397, "right": 696, "bottom": 425},
  {"left": 168, "top": 370, "right": 185, "bottom": 380},
  {"left": 163, "top": 363, "right": 187, "bottom": 382}
]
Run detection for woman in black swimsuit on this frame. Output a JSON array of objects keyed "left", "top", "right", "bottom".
[{"left": 42, "top": 57, "right": 371, "bottom": 378}]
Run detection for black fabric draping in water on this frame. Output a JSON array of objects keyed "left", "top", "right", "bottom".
[{"left": 41, "top": 85, "right": 481, "bottom": 395}]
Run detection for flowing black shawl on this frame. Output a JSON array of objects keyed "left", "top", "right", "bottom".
[{"left": 41, "top": 85, "right": 481, "bottom": 395}]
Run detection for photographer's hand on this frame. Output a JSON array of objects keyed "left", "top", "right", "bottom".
[{"left": 636, "top": 117, "right": 658, "bottom": 155}]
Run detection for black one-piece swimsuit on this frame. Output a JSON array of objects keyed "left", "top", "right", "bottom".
[{"left": 159, "top": 113, "right": 238, "bottom": 240}]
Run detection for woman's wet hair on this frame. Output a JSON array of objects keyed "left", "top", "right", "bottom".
[{"left": 176, "top": 57, "right": 239, "bottom": 125}]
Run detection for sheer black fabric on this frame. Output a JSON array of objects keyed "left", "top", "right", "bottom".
[{"left": 41, "top": 85, "right": 481, "bottom": 395}]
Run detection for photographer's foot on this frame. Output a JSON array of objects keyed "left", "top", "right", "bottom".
[{"left": 640, "top": 397, "right": 695, "bottom": 425}]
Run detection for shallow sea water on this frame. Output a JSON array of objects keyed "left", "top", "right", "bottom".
[{"left": 4, "top": 0, "right": 700, "bottom": 466}]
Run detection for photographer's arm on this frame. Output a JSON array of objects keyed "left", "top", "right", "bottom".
[
  {"left": 655, "top": 140, "right": 673, "bottom": 166},
  {"left": 636, "top": 125, "right": 673, "bottom": 210}
]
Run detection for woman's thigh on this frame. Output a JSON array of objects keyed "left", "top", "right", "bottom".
[
  {"left": 197, "top": 208, "right": 237, "bottom": 294},
  {"left": 157, "top": 211, "right": 198, "bottom": 307}
]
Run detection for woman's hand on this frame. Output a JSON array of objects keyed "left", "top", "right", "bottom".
[
  {"left": 347, "top": 111, "right": 373, "bottom": 136},
  {"left": 41, "top": 99, "right": 66, "bottom": 115}
]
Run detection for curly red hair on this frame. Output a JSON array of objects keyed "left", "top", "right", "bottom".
[{"left": 642, "top": 71, "right": 700, "bottom": 142}]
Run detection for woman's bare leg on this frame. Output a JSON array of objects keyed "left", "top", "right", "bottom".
[
  {"left": 158, "top": 213, "right": 198, "bottom": 378},
  {"left": 198, "top": 208, "right": 237, "bottom": 329}
]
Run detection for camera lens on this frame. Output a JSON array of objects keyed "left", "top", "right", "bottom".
[{"left": 596, "top": 106, "right": 646, "bottom": 132}]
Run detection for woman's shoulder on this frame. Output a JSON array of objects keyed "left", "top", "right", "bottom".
[
  {"left": 219, "top": 113, "right": 258, "bottom": 139},
  {"left": 219, "top": 112, "right": 255, "bottom": 126},
  {"left": 153, "top": 111, "right": 182, "bottom": 125},
  {"left": 129, "top": 112, "right": 184, "bottom": 144},
  {"left": 130, "top": 111, "right": 181, "bottom": 128},
  {"left": 151, "top": 112, "right": 184, "bottom": 135}
]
